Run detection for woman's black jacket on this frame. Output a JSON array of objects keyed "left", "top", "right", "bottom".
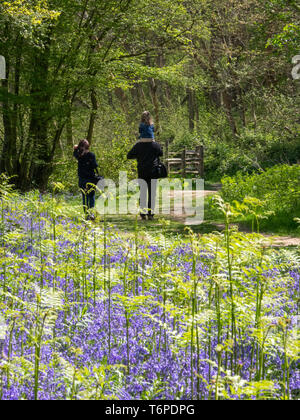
[{"left": 73, "top": 149, "right": 99, "bottom": 182}]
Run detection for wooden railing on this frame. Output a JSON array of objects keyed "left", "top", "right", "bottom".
[{"left": 165, "top": 146, "right": 204, "bottom": 178}]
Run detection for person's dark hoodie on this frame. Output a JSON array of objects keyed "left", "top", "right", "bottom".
[{"left": 127, "top": 140, "right": 163, "bottom": 179}]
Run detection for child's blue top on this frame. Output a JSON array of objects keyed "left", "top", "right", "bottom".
[{"left": 139, "top": 123, "right": 155, "bottom": 139}]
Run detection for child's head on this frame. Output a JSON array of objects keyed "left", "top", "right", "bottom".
[
  {"left": 77, "top": 139, "right": 90, "bottom": 157},
  {"left": 141, "top": 111, "right": 152, "bottom": 125}
]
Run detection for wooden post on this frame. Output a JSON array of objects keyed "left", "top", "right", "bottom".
[{"left": 181, "top": 149, "right": 186, "bottom": 178}]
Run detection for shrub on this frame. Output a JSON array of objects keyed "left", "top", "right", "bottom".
[{"left": 221, "top": 164, "right": 300, "bottom": 216}]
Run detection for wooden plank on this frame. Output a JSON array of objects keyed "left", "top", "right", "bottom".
[{"left": 166, "top": 158, "right": 182, "bottom": 162}]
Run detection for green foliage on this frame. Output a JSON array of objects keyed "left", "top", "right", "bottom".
[
  {"left": 0, "top": 0, "right": 299, "bottom": 192},
  {"left": 0, "top": 0, "right": 60, "bottom": 23},
  {"left": 264, "top": 0, "right": 300, "bottom": 54},
  {"left": 207, "top": 134, "right": 300, "bottom": 179},
  {"left": 0, "top": 0, "right": 60, "bottom": 43},
  {"left": 221, "top": 164, "right": 300, "bottom": 228},
  {"left": 98, "top": 136, "right": 137, "bottom": 182},
  {"left": 0, "top": 0, "right": 200, "bottom": 190}
]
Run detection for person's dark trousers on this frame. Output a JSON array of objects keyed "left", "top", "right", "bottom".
[
  {"left": 79, "top": 179, "right": 96, "bottom": 213},
  {"left": 139, "top": 177, "right": 158, "bottom": 216}
]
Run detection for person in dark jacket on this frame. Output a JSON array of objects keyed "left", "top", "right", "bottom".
[
  {"left": 73, "top": 139, "right": 99, "bottom": 219},
  {"left": 127, "top": 112, "right": 163, "bottom": 220}
]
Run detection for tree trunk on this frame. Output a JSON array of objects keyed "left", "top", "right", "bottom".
[
  {"left": 149, "top": 77, "right": 161, "bottom": 138},
  {"left": 187, "top": 87, "right": 195, "bottom": 132},
  {"left": 137, "top": 84, "right": 147, "bottom": 109},
  {"left": 87, "top": 88, "right": 98, "bottom": 145},
  {"left": 146, "top": 55, "right": 161, "bottom": 138},
  {"left": 19, "top": 43, "right": 52, "bottom": 191},
  {"left": 0, "top": 25, "right": 16, "bottom": 176},
  {"left": 11, "top": 38, "right": 23, "bottom": 175},
  {"left": 0, "top": 58, "right": 14, "bottom": 175},
  {"left": 115, "top": 87, "right": 128, "bottom": 114},
  {"left": 66, "top": 107, "right": 74, "bottom": 147},
  {"left": 222, "top": 90, "right": 238, "bottom": 137},
  {"left": 239, "top": 87, "right": 247, "bottom": 128}
]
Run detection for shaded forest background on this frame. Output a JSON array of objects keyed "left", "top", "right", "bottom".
[{"left": 0, "top": 0, "right": 299, "bottom": 191}]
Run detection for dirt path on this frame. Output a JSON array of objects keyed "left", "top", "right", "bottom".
[
  {"left": 167, "top": 189, "right": 300, "bottom": 247},
  {"left": 212, "top": 223, "right": 300, "bottom": 247},
  {"left": 166, "top": 189, "right": 215, "bottom": 225},
  {"left": 260, "top": 235, "right": 300, "bottom": 247}
]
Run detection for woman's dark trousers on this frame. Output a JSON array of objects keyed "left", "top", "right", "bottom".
[{"left": 79, "top": 179, "right": 96, "bottom": 213}]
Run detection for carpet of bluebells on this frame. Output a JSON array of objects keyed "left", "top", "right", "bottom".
[{"left": 0, "top": 187, "right": 299, "bottom": 400}]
